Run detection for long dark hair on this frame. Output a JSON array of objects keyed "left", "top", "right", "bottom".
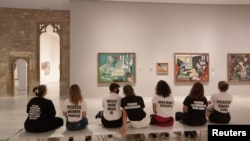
[
  {"left": 189, "top": 82, "right": 204, "bottom": 100},
  {"left": 123, "top": 84, "right": 135, "bottom": 97},
  {"left": 155, "top": 80, "right": 171, "bottom": 98},
  {"left": 33, "top": 85, "right": 47, "bottom": 97}
]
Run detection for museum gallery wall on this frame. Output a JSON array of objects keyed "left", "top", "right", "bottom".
[{"left": 70, "top": 0, "right": 250, "bottom": 98}]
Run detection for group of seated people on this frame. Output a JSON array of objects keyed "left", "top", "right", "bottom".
[{"left": 24, "top": 80, "right": 232, "bottom": 141}]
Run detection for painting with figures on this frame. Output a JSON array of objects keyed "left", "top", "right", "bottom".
[
  {"left": 98, "top": 53, "right": 136, "bottom": 83},
  {"left": 174, "top": 53, "right": 209, "bottom": 82},
  {"left": 228, "top": 53, "right": 250, "bottom": 82}
]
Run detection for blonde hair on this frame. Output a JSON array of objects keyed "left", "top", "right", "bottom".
[{"left": 69, "top": 84, "right": 83, "bottom": 105}]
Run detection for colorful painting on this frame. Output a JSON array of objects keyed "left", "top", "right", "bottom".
[
  {"left": 98, "top": 53, "right": 136, "bottom": 83},
  {"left": 228, "top": 53, "right": 250, "bottom": 82},
  {"left": 174, "top": 53, "right": 209, "bottom": 82},
  {"left": 156, "top": 63, "right": 168, "bottom": 74}
]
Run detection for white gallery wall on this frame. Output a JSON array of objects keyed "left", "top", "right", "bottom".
[{"left": 70, "top": 0, "right": 250, "bottom": 98}]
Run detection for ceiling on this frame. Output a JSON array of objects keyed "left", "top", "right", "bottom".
[{"left": 0, "top": 0, "right": 250, "bottom": 10}]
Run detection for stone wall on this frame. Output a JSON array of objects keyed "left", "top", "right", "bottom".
[{"left": 0, "top": 8, "right": 70, "bottom": 97}]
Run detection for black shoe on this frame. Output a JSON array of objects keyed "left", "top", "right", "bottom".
[
  {"left": 95, "top": 111, "right": 103, "bottom": 119},
  {"left": 68, "top": 137, "right": 73, "bottom": 141},
  {"left": 108, "top": 135, "right": 112, "bottom": 138},
  {"left": 189, "top": 131, "right": 197, "bottom": 138},
  {"left": 164, "top": 132, "right": 170, "bottom": 138},
  {"left": 85, "top": 136, "right": 91, "bottom": 141},
  {"left": 184, "top": 131, "right": 197, "bottom": 138},
  {"left": 149, "top": 133, "right": 157, "bottom": 139},
  {"left": 184, "top": 131, "right": 189, "bottom": 137}
]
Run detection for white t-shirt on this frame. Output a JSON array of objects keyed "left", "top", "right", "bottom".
[
  {"left": 102, "top": 93, "right": 122, "bottom": 121},
  {"left": 152, "top": 95, "right": 174, "bottom": 118},
  {"left": 63, "top": 99, "right": 87, "bottom": 122},
  {"left": 209, "top": 92, "right": 232, "bottom": 113}
]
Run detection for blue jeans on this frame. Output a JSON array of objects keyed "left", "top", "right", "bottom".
[{"left": 66, "top": 117, "right": 88, "bottom": 131}]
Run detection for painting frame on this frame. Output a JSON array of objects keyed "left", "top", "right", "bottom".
[
  {"left": 98, "top": 53, "right": 136, "bottom": 83},
  {"left": 227, "top": 53, "right": 250, "bottom": 82},
  {"left": 156, "top": 62, "right": 168, "bottom": 74},
  {"left": 174, "top": 53, "right": 209, "bottom": 82}
]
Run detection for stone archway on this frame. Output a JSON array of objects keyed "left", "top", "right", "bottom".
[{"left": 9, "top": 56, "right": 30, "bottom": 96}]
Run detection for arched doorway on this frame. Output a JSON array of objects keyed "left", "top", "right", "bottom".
[
  {"left": 9, "top": 57, "right": 30, "bottom": 96},
  {"left": 38, "top": 23, "right": 61, "bottom": 96},
  {"left": 14, "top": 59, "right": 28, "bottom": 95}
]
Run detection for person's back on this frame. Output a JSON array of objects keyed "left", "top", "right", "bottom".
[
  {"left": 182, "top": 96, "right": 207, "bottom": 126},
  {"left": 24, "top": 85, "right": 63, "bottom": 133},
  {"left": 26, "top": 97, "right": 56, "bottom": 120},
  {"left": 175, "top": 82, "right": 207, "bottom": 138},
  {"left": 149, "top": 80, "right": 174, "bottom": 139},
  {"left": 207, "top": 81, "right": 232, "bottom": 123},
  {"left": 63, "top": 98, "right": 88, "bottom": 130},
  {"left": 63, "top": 84, "right": 91, "bottom": 141},
  {"left": 120, "top": 84, "right": 150, "bottom": 141},
  {"left": 102, "top": 93, "right": 122, "bottom": 121},
  {"left": 152, "top": 95, "right": 174, "bottom": 119},
  {"left": 96, "top": 82, "right": 123, "bottom": 129},
  {"left": 121, "top": 95, "right": 146, "bottom": 121}
]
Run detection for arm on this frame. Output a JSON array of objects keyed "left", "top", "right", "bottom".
[
  {"left": 48, "top": 100, "right": 56, "bottom": 117},
  {"left": 63, "top": 111, "right": 67, "bottom": 117},
  {"left": 152, "top": 103, "right": 157, "bottom": 114},
  {"left": 82, "top": 111, "right": 87, "bottom": 117},
  {"left": 182, "top": 105, "right": 188, "bottom": 113},
  {"left": 120, "top": 108, "right": 128, "bottom": 138},
  {"left": 208, "top": 100, "right": 212, "bottom": 105}
]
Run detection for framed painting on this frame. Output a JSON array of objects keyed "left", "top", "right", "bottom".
[
  {"left": 227, "top": 53, "right": 250, "bottom": 82},
  {"left": 156, "top": 63, "right": 168, "bottom": 74},
  {"left": 174, "top": 53, "right": 209, "bottom": 82},
  {"left": 98, "top": 53, "right": 136, "bottom": 83},
  {"left": 44, "top": 61, "right": 50, "bottom": 75}
]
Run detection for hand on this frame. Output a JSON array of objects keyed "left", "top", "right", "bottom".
[{"left": 120, "top": 128, "right": 126, "bottom": 138}]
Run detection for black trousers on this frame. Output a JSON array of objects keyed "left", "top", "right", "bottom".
[
  {"left": 24, "top": 117, "right": 63, "bottom": 132},
  {"left": 101, "top": 116, "right": 123, "bottom": 128},
  {"left": 209, "top": 110, "right": 231, "bottom": 123}
]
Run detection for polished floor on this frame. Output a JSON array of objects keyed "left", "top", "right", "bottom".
[{"left": 0, "top": 83, "right": 250, "bottom": 141}]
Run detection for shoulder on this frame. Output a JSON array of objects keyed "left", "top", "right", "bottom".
[
  {"left": 136, "top": 96, "right": 144, "bottom": 101},
  {"left": 45, "top": 98, "right": 53, "bottom": 103}
]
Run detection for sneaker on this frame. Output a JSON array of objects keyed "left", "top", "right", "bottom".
[
  {"left": 160, "top": 132, "right": 169, "bottom": 139},
  {"left": 184, "top": 131, "right": 197, "bottom": 138},
  {"left": 164, "top": 132, "right": 169, "bottom": 138},
  {"left": 189, "top": 131, "right": 197, "bottom": 138},
  {"left": 68, "top": 137, "right": 73, "bottom": 141},
  {"left": 108, "top": 135, "right": 112, "bottom": 138},
  {"left": 149, "top": 133, "right": 157, "bottom": 140},
  {"left": 85, "top": 136, "right": 92, "bottom": 141},
  {"left": 95, "top": 111, "right": 103, "bottom": 119},
  {"left": 184, "top": 131, "right": 189, "bottom": 138}
]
